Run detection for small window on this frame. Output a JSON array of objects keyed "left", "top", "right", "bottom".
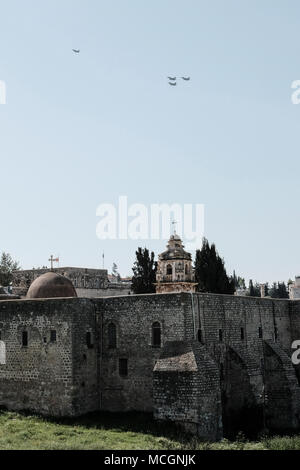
[
  {"left": 166, "top": 264, "right": 173, "bottom": 276},
  {"left": 198, "top": 329, "right": 203, "bottom": 344},
  {"left": 152, "top": 322, "right": 161, "bottom": 347},
  {"left": 86, "top": 331, "right": 94, "bottom": 349},
  {"left": 241, "top": 327, "right": 245, "bottom": 341},
  {"left": 108, "top": 323, "right": 117, "bottom": 349},
  {"left": 219, "top": 329, "right": 223, "bottom": 342},
  {"left": 260, "top": 358, "right": 264, "bottom": 370},
  {"left": 274, "top": 327, "right": 278, "bottom": 341},
  {"left": 50, "top": 330, "right": 57, "bottom": 343},
  {"left": 0, "top": 331, "right": 2, "bottom": 341},
  {"left": 220, "top": 363, "right": 224, "bottom": 381},
  {"left": 259, "top": 327, "right": 263, "bottom": 339},
  {"left": 22, "top": 331, "right": 28, "bottom": 347},
  {"left": 119, "top": 358, "right": 128, "bottom": 377}
]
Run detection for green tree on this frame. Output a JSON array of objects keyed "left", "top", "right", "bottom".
[
  {"left": 269, "top": 282, "right": 278, "bottom": 298},
  {"left": 0, "top": 252, "right": 20, "bottom": 286},
  {"left": 132, "top": 248, "right": 157, "bottom": 294},
  {"left": 249, "top": 280, "right": 255, "bottom": 297},
  {"left": 248, "top": 280, "right": 260, "bottom": 297},
  {"left": 195, "top": 238, "right": 235, "bottom": 294},
  {"left": 270, "top": 282, "right": 289, "bottom": 299},
  {"left": 232, "top": 271, "right": 246, "bottom": 290},
  {"left": 265, "top": 283, "right": 269, "bottom": 297}
]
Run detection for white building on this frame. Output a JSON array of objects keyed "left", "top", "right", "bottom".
[{"left": 289, "top": 276, "right": 300, "bottom": 299}]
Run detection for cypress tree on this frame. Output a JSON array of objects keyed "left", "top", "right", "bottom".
[
  {"left": 132, "top": 247, "right": 157, "bottom": 294},
  {"left": 195, "top": 238, "right": 235, "bottom": 295}
]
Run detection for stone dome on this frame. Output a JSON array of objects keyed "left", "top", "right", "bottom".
[
  {"left": 27, "top": 272, "right": 77, "bottom": 299},
  {"left": 159, "top": 234, "right": 192, "bottom": 261}
]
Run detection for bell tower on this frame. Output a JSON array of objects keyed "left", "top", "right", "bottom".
[{"left": 155, "top": 233, "right": 197, "bottom": 294}]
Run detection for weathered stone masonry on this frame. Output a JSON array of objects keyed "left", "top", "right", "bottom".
[{"left": 0, "top": 293, "right": 300, "bottom": 440}]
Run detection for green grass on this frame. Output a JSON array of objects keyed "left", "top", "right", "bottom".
[{"left": 0, "top": 410, "right": 299, "bottom": 450}]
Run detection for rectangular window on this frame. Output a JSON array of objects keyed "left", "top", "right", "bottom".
[
  {"left": 274, "top": 327, "right": 278, "bottom": 341},
  {"left": 241, "top": 327, "right": 245, "bottom": 341},
  {"left": 50, "top": 330, "right": 57, "bottom": 343},
  {"left": 0, "top": 331, "right": 2, "bottom": 341},
  {"left": 198, "top": 329, "right": 203, "bottom": 344},
  {"left": 152, "top": 323, "right": 161, "bottom": 347},
  {"left": 86, "top": 332, "right": 94, "bottom": 349},
  {"left": 219, "top": 329, "right": 223, "bottom": 342},
  {"left": 220, "top": 363, "right": 224, "bottom": 381},
  {"left": 22, "top": 331, "right": 28, "bottom": 347},
  {"left": 259, "top": 327, "right": 263, "bottom": 339},
  {"left": 119, "top": 358, "right": 128, "bottom": 377}
]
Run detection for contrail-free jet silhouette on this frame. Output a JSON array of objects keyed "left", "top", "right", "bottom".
[
  {"left": 72, "top": 49, "right": 80, "bottom": 54},
  {"left": 168, "top": 77, "right": 176, "bottom": 81},
  {"left": 181, "top": 77, "right": 190, "bottom": 81},
  {"left": 168, "top": 82, "right": 177, "bottom": 86}
]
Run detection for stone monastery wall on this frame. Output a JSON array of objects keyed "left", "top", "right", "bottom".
[{"left": 0, "top": 293, "right": 300, "bottom": 440}]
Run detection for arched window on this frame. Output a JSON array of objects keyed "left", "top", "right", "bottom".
[
  {"left": 185, "top": 265, "right": 189, "bottom": 275},
  {"left": 108, "top": 323, "right": 117, "bottom": 349},
  {"left": 166, "top": 264, "right": 173, "bottom": 276},
  {"left": 152, "top": 322, "right": 161, "bottom": 347}
]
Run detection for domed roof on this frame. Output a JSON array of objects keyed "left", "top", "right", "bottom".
[
  {"left": 159, "top": 233, "right": 192, "bottom": 261},
  {"left": 27, "top": 272, "right": 77, "bottom": 299}
]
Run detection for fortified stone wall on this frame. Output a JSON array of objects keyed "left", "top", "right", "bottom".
[
  {"left": 0, "top": 298, "right": 87, "bottom": 416},
  {"left": 93, "top": 293, "right": 190, "bottom": 412},
  {"left": 0, "top": 293, "right": 299, "bottom": 440}
]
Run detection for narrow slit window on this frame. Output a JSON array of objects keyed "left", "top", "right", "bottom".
[
  {"left": 241, "top": 327, "right": 245, "bottom": 341},
  {"left": 119, "top": 358, "right": 128, "bottom": 377},
  {"left": 219, "top": 329, "right": 223, "bottom": 342},
  {"left": 22, "top": 331, "right": 28, "bottom": 347},
  {"left": 152, "top": 322, "right": 161, "bottom": 347},
  {"left": 198, "top": 329, "right": 203, "bottom": 343},
  {"left": 259, "top": 327, "right": 263, "bottom": 339},
  {"left": 86, "top": 331, "right": 94, "bottom": 349},
  {"left": 50, "top": 330, "right": 57, "bottom": 343}
]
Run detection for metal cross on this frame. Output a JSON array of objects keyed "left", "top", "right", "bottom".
[{"left": 48, "top": 255, "right": 59, "bottom": 271}]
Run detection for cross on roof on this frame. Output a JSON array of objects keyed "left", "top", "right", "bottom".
[
  {"left": 171, "top": 220, "right": 177, "bottom": 235},
  {"left": 48, "top": 255, "right": 59, "bottom": 271}
]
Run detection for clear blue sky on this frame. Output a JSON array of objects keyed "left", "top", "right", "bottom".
[{"left": 0, "top": 0, "right": 299, "bottom": 284}]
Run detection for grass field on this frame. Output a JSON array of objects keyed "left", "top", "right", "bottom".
[{"left": 0, "top": 410, "right": 300, "bottom": 450}]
